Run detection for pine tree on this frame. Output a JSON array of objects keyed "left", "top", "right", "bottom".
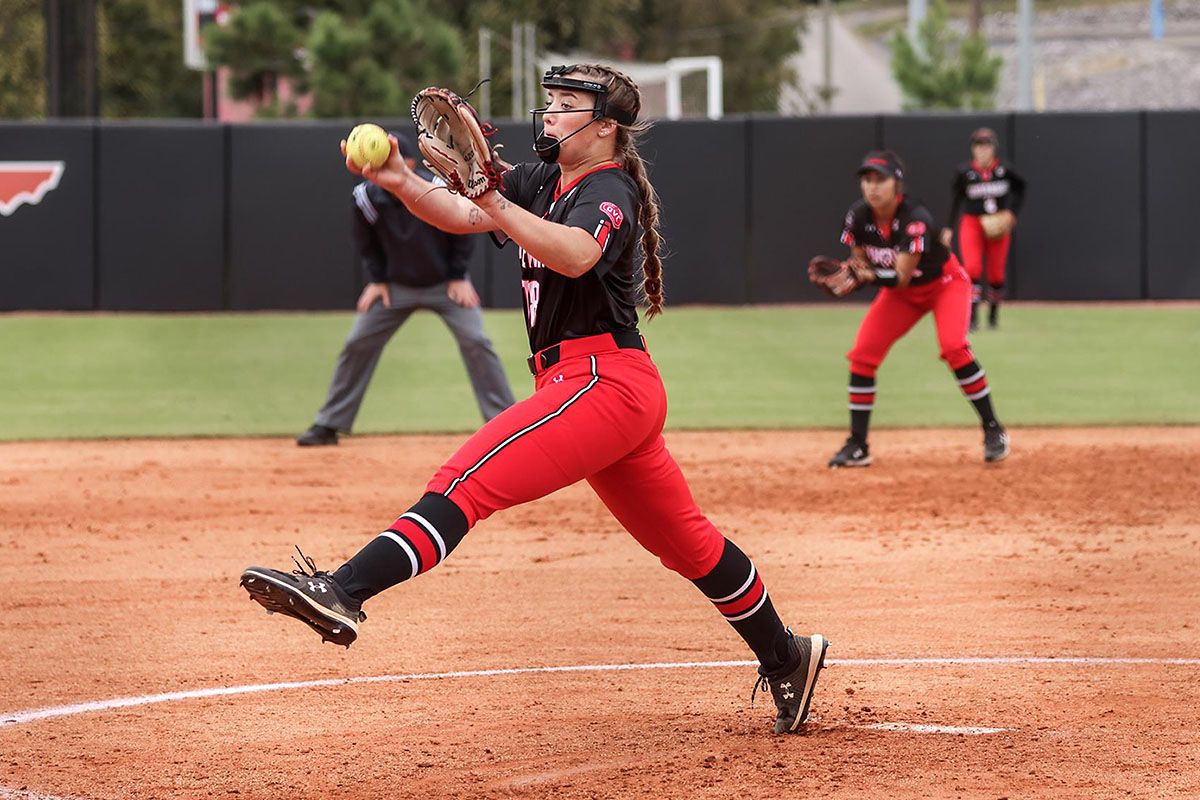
[
  {"left": 0, "top": 0, "right": 45, "bottom": 118},
  {"left": 202, "top": 2, "right": 306, "bottom": 114},
  {"left": 890, "top": 0, "right": 1002, "bottom": 111},
  {"left": 204, "top": 0, "right": 466, "bottom": 119},
  {"left": 99, "top": 0, "right": 202, "bottom": 118}
]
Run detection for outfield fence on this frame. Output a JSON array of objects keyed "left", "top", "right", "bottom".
[{"left": 1, "top": 110, "right": 1197, "bottom": 311}]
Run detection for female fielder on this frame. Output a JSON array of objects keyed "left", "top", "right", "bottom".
[
  {"left": 240, "top": 64, "right": 828, "bottom": 735},
  {"left": 942, "top": 128, "right": 1027, "bottom": 330},
  {"left": 825, "top": 150, "right": 1010, "bottom": 468}
]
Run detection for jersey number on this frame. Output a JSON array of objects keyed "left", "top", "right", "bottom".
[{"left": 522, "top": 279, "right": 541, "bottom": 327}]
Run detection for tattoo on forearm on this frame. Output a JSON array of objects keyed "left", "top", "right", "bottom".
[
  {"left": 495, "top": 197, "right": 512, "bottom": 211},
  {"left": 468, "top": 207, "right": 483, "bottom": 226}
]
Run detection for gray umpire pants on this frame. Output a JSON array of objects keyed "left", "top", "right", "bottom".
[{"left": 313, "top": 281, "right": 515, "bottom": 432}]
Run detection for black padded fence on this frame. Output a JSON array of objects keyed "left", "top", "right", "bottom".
[
  {"left": 226, "top": 123, "right": 362, "bottom": 310},
  {"left": 639, "top": 118, "right": 751, "bottom": 305},
  {"left": 1, "top": 111, "right": 1196, "bottom": 312},
  {"left": 0, "top": 122, "right": 96, "bottom": 310},
  {"left": 1011, "top": 112, "right": 1143, "bottom": 301},
  {"left": 1145, "top": 110, "right": 1200, "bottom": 300},
  {"left": 97, "top": 123, "right": 225, "bottom": 310},
  {"left": 747, "top": 115, "right": 880, "bottom": 304}
]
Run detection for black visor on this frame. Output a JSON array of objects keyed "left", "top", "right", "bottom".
[{"left": 537, "top": 65, "right": 637, "bottom": 126}]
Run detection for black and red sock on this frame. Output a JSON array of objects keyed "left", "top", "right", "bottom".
[
  {"left": 691, "top": 538, "right": 792, "bottom": 673},
  {"left": 849, "top": 371, "right": 875, "bottom": 444},
  {"left": 954, "top": 360, "right": 997, "bottom": 426},
  {"left": 987, "top": 284, "right": 1003, "bottom": 325},
  {"left": 332, "top": 492, "right": 469, "bottom": 602}
]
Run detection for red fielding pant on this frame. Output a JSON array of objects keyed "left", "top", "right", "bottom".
[
  {"left": 958, "top": 213, "right": 1012, "bottom": 292},
  {"left": 425, "top": 334, "right": 726, "bottom": 581},
  {"left": 847, "top": 257, "right": 976, "bottom": 375}
]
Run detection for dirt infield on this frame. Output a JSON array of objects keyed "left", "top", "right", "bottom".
[{"left": 2, "top": 427, "right": 1198, "bottom": 799}]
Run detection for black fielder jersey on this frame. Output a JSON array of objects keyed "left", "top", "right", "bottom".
[
  {"left": 948, "top": 160, "right": 1027, "bottom": 222},
  {"left": 491, "top": 161, "right": 642, "bottom": 354},
  {"left": 840, "top": 196, "right": 949, "bottom": 287}
]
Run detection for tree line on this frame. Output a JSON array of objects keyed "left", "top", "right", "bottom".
[{"left": 0, "top": 0, "right": 1000, "bottom": 119}]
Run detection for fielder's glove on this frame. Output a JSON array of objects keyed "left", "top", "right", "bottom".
[
  {"left": 808, "top": 256, "right": 861, "bottom": 298},
  {"left": 411, "top": 87, "right": 508, "bottom": 199},
  {"left": 979, "top": 210, "right": 1016, "bottom": 239}
]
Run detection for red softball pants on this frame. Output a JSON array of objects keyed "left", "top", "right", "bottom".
[
  {"left": 958, "top": 214, "right": 1011, "bottom": 289},
  {"left": 425, "top": 333, "right": 726, "bottom": 581},
  {"left": 847, "top": 258, "right": 976, "bottom": 375}
]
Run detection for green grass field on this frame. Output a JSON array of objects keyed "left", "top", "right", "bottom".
[{"left": 1, "top": 304, "right": 1196, "bottom": 441}]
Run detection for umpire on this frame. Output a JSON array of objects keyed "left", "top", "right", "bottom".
[{"left": 297, "top": 133, "right": 515, "bottom": 446}]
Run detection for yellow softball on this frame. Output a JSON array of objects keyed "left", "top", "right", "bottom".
[{"left": 346, "top": 123, "right": 390, "bottom": 170}]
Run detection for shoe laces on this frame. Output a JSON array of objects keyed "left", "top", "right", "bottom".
[
  {"left": 751, "top": 674, "right": 770, "bottom": 708},
  {"left": 291, "top": 545, "right": 327, "bottom": 578}
]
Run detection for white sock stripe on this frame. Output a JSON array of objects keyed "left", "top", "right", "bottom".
[
  {"left": 378, "top": 530, "right": 419, "bottom": 576},
  {"left": 710, "top": 563, "right": 757, "bottom": 604},
  {"left": 724, "top": 590, "right": 769, "bottom": 622},
  {"left": 444, "top": 356, "right": 599, "bottom": 496},
  {"left": 957, "top": 368, "right": 985, "bottom": 385},
  {"left": 847, "top": 385, "right": 876, "bottom": 393},
  {"left": 849, "top": 403, "right": 875, "bottom": 411},
  {"left": 966, "top": 386, "right": 991, "bottom": 400},
  {"left": 400, "top": 512, "right": 446, "bottom": 562}
]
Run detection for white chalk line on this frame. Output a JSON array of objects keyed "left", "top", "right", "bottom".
[
  {"left": 856, "top": 722, "right": 1008, "bottom": 735},
  {"left": 3, "top": 655, "right": 1196, "bottom": 731}
]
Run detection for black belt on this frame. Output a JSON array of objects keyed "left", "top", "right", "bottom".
[{"left": 527, "top": 330, "right": 646, "bottom": 375}]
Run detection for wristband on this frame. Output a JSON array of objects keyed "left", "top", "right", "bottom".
[{"left": 871, "top": 267, "right": 899, "bottom": 288}]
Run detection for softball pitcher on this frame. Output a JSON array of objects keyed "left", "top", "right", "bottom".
[
  {"left": 942, "top": 128, "right": 1027, "bottom": 330},
  {"left": 812, "top": 150, "right": 1010, "bottom": 467},
  {"left": 241, "top": 64, "right": 828, "bottom": 735}
]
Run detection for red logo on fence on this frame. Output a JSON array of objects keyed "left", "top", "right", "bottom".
[{"left": 0, "top": 162, "right": 65, "bottom": 217}]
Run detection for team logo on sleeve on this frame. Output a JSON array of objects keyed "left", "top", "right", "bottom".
[
  {"left": 906, "top": 220, "right": 926, "bottom": 236},
  {"left": 599, "top": 201, "right": 624, "bottom": 229}
]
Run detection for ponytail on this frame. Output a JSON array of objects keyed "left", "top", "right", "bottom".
[{"left": 568, "top": 64, "right": 666, "bottom": 318}]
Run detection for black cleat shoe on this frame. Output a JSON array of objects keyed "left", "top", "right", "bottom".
[
  {"left": 828, "top": 437, "right": 871, "bottom": 468},
  {"left": 241, "top": 548, "right": 365, "bottom": 647},
  {"left": 297, "top": 424, "right": 339, "bottom": 447},
  {"left": 983, "top": 423, "right": 1010, "bottom": 463},
  {"left": 755, "top": 633, "right": 830, "bottom": 734}
]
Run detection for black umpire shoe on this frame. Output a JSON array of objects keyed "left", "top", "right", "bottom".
[
  {"left": 296, "top": 424, "right": 339, "bottom": 447},
  {"left": 983, "top": 422, "right": 1010, "bottom": 463},
  {"left": 241, "top": 548, "right": 365, "bottom": 647},
  {"left": 828, "top": 437, "right": 871, "bottom": 468},
  {"left": 755, "top": 633, "right": 830, "bottom": 734}
]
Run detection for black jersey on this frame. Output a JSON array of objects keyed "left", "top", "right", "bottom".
[
  {"left": 840, "top": 196, "right": 949, "bottom": 287},
  {"left": 948, "top": 160, "right": 1027, "bottom": 223},
  {"left": 492, "top": 162, "right": 641, "bottom": 354}
]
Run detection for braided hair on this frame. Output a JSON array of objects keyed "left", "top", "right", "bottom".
[{"left": 566, "top": 64, "right": 665, "bottom": 318}]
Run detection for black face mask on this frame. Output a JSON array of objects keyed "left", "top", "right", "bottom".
[{"left": 534, "top": 133, "right": 559, "bottom": 163}]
